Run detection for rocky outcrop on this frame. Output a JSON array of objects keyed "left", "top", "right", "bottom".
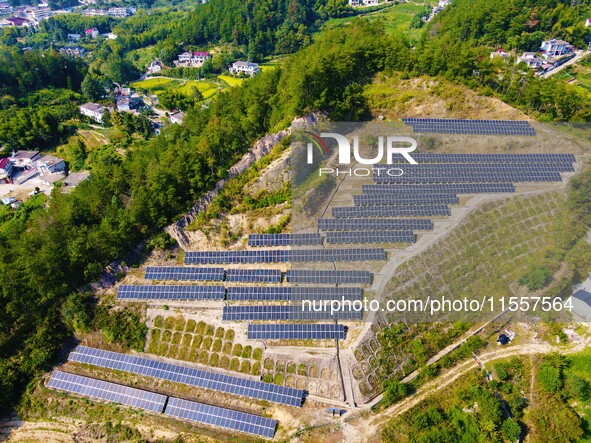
[{"left": 165, "top": 112, "right": 323, "bottom": 248}]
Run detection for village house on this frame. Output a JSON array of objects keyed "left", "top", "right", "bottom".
[
  {"left": 0, "top": 3, "right": 13, "bottom": 15},
  {"left": 570, "top": 273, "right": 591, "bottom": 321},
  {"left": 107, "top": 7, "right": 129, "bottom": 18},
  {"left": 586, "top": 18, "right": 591, "bottom": 27},
  {"left": 348, "top": 0, "right": 360, "bottom": 6},
  {"left": 67, "top": 33, "right": 81, "bottom": 42},
  {"left": 174, "top": 52, "right": 211, "bottom": 68},
  {"left": 490, "top": 48, "right": 510, "bottom": 60},
  {"left": 31, "top": 6, "right": 53, "bottom": 22},
  {"left": 170, "top": 111, "right": 184, "bottom": 124},
  {"left": 229, "top": 61, "right": 260, "bottom": 76},
  {"left": 0, "top": 17, "right": 30, "bottom": 27},
  {"left": 102, "top": 32, "right": 117, "bottom": 40},
  {"left": 0, "top": 157, "right": 14, "bottom": 183},
  {"left": 84, "top": 27, "right": 100, "bottom": 39},
  {"left": 147, "top": 58, "right": 162, "bottom": 73},
  {"left": 62, "top": 171, "right": 90, "bottom": 193},
  {"left": 540, "top": 38, "right": 573, "bottom": 58},
  {"left": 59, "top": 46, "right": 86, "bottom": 58},
  {"left": 35, "top": 154, "right": 66, "bottom": 175},
  {"left": 9, "top": 150, "right": 40, "bottom": 168},
  {"left": 517, "top": 52, "right": 543, "bottom": 69},
  {"left": 79, "top": 103, "right": 106, "bottom": 122}
]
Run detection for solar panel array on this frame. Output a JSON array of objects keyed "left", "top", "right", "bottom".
[
  {"left": 117, "top": 285, "right": 225, "bottom": 300},
  {"left": 248, "top": 323, "right": 346, "bottom": 340},
  {"left": 223, "top": 305, "right": 363, "bottom": 321},
  {"left": 164, "top": 397, "right": 277, "bottom": 438},
  {"left": 248, "top": 233, "right": 322, "bottom": 247},
  {"left": 402, "top": 118, "right": 536, "bottom": 136},
  {"left": 69, "top": 346, "right": 305, "bottom": 407},
  {"left": 227, "top": 286, "right": 363, "bottom": 301},
  {"left": 225, "top": 268, "right": 282, "bottom": 283},
  {"left": 374, "top": 172, "right": 562, "bottom": 184},
  {"left": 362, "top": 183, "right": 516, "bottom": 194},
  {"left": 385, "top": 153, "right": 575, "bottom": 164},
  {"left": 145, "top": 266, "right": 225, "bottom": 282},
  {"left": 375, "top": 163, "right": 574, "bottom": 173},
  {"left": 318, "top": 218, "right": 434, "bottom": 231},
  {"left": 47, "top": 370, "right": 167, "bottom": 413},
  {"left": 332, "top": 205, "right": 451, "bottom": 217},
  {"left": 286, "top": 269, "right": 373, "bottom": 284},
  {"left": 326, "top": 231, "right": 416, "bottom": 244},
  {"left": 184, "top": 248, "right": 386, "bottom": 264},
  {"left": 353, "top": 194, "right": 459, "bottom": 206}
]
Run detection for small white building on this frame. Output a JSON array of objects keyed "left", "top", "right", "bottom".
[
  {"left": 363, "top": 0, "right": 379, "bottom": 5},
  {"left": 170, "top": 111, "right": 184, "bottom": 124},
  {"left": 569, "top": 273, "right": 591, "bottom": 321},
  {"left": 67, "top": 33, "right": 81, "bottom": 41},
  {"left": 107, "top": 7, "right": 128, "bottom": 18},
  {"left": 9, "top": 150, "right": 40, "bottom": 168},
  {"left": 102, "top": 32, "right": 117, "bottom": 40},
  {"left": 147, "top": 58, "right": 162, "bottom": 73},
  {"left": 79, "top": 103, "right": 105, "bottom": 122},
  {"left": 175, "top": 51, "right": 211, "bottom": 67},
  {"left": 490, "top": 48, "right": 510, "bottom": 60},
  {"left": 517, "top": 52, "right": 543, "bottom": 69},
  {"left": 229, "top": 61, "right": 260, "bottom": 76},
  {"left": 0, "top": 3, "right": 14, "bottom": 15},
  {"left": 348, "top": 0, "right": 360, "bottom": 6},
  {"left": 31, "top": 6, "right": 52, "bottom": 21}
]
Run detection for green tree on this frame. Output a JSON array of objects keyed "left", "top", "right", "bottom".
[{"left": 81, "top": 75, "right": 105, "bottom": 101}]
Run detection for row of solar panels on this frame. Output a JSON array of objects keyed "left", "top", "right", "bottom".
[
  {"left": 373, "top": 172, "right": 563, "bottom": 184},
  {"left": 68, "top": 345, "right": 306, "bottom": 407},
  {"left": 48, "top": 371, "right": 277, "bottom": 438},
  {"left": 332, "top": 205, "right": 451, "bottom": 218},
  {"left": 146, "top": 267, "right": 373, "bottom": 284},
  {"left": 373, "top": 163, "right": 574, "bottom": 173},
  {"left": 353, "top": 194, "right": 459, "bottom": 206},
  {"left": 361, "top": 183, "right": 516, "bottom": 194},
  {"left": 247, "top": 323, "right": 346, "bottom": 340},
  {"left": 247, "top": 233, "right": 322, "bottom": 247},
  {"left": 118, "top": 285, "right": 364, "bottom": 301},
  {"left": 401, "top": 118, "right": 536, "bottom": 136},
  {"left": 222, "top": 305, "right": 363, "bottom": 321},
  {"left": 184, "top": 248, "right": 387, "bottom": 264},
  {"left": 382, "top": 153, "right": 575, "bottom": 164}
]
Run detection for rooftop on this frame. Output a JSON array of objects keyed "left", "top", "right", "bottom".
[{"left": 11, "top": 150, "right": 39, "bottom": 159}]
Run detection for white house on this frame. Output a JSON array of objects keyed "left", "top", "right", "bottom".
[
  {"left": 31, "top": 6, "right": 52, "bottom": 21},
  {"left": 67, "top": 33, "right": 81, "bottom": 41},
  {"left": 490, "top": 48, "right": 510, "bottom": 60},
  {"left": 348, "top": 0, "right": 360, "bottom": 6},
  {"left": 84, "top": 27, "right": 99, "bottom": 39},
  {"left": 586, "top": 18, "right": 591, "bottom": 27},
  {"left": 102, "top": 32, "right": 117, "bottom": 40},
  {"left": 540, "top": 39, "right": 572, "bottom": 57},
  {"left": 363, "top": 0, "right": 379, "bottom": 5},
  {"left": 0, "top": 157, "right": 13, "bottom": 182},
  {"left": 517, "top": 52, "right": 543, "bottom": 69},
  {"left": 35, "top": 154, "right": 66, "bottom": 174},
  {"left": 79, "top": 103, "right": 105, "bottom": 122},
  {"left": 569, "top": 273, "right": 591, "bottom": 321},
  {"left": 107, "top": 7, "right": 128, "bottom": 18},
  {"left": 174, "top": 51, "right": 210, "bottom": 67},
  {"left": 0, "top": 3, "right": 14, "bottom": 15},
  {"left": 147, "top": 58, "right": 162, "bottom": 73},
  {"left": 59, "top": 46, "right": 85, "bottom": 57},
  {"left": 170, "top": 111, "right": 184, "bottom": 124},
  {"left": 9, "top": 150, "right": 40, "bottom": 168},
  {"left": 229, "top": 61, "right": 260, "bottom": 76}
]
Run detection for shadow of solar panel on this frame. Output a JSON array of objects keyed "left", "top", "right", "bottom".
[
  {"left": 247, "top": 323, "right": 346, "bottom": 340},
  {"left": 317, "top": 218, "right": 433, "bottom": 231},
  {"left": 332, "top": 206, "right": 451, "bottom": 218},
  {"left": 385, "top": 153, "right": 575, "bottom": 164},
  {"left": 164, "top": 397, "right": 277, "bottom": 438},
  {"left": 286, "top": 269, "right": 373, "bottom": 284},
  {"left": 362, "top": 184, "right": 516, "bottom": 194},
  {"left": 144, "top": 266, "right": 225, "bottom": 281},
  {"left": 225, "top": 268, "right": 282, "bottom": 283},
  {"left": 184, "top": 249, "right": 386, "bottom": 264},
  {"left": 222, "top": 305, "right": 363, "bottom": 321},
  {"left": 353, "top": 194, "right": 459, "bottom": 206},
  {"left": 117, "top": 285, "right": 225, "bottom": 300},
  {"left": 47, "top": 371, "right": 167, "bottom": 413},
  {"left": 226, "top": 286, "right": 362, "bottom": 301},
  {"left": 325, "top": 231, "right": 416, "bottom": 244},
  {"left": 69, "top": 346, "right": 305, "bottom": 407},
  {"left": 247, "top": 233, "right": 322, "bottom": 247},
  {"left": 374, "top": 172, "right": 562, "bottom": 184}
]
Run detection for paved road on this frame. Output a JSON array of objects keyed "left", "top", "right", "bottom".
[{"left": 540, "top": 50, "right": 590, "bottom": 78}]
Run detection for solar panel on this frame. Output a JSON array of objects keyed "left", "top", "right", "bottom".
[
  {"left": 225, "top": 268, "right": 282, "bottom": 283},
  {"left": 374, "top": 172, "right": 562, "bottom": 184},
  {"left": 117, "top": 285, "right": 225, "bottom": 300},
  {"left": 47, "top": 370, "right": 167, "bottom": 413},
  {"left": 286, "top": 269, "right": 373, "bottom": 284},
  {"left": 374, "top": 163, "right": 575, "bottom": 173},
  {"left": 226, "top": 286, "right": 362, "bottom": 301},
  {"left": 164, "top": 397, "right": 277, "bottom": 438},
  {"left": 145, "top": 267, "right": 225, "bottom": 281},
  {"left": 325, "top": 231, "right": 416, "bottom": 244},
  {"left": 361, "top": 183, "right": 515, "bottom": 194},
  {"left": 318, "top": 218, "right": 433, "bottom": 231},
  {"left": 332, "top": 205, "right": 451, "bottom": 218},
  {"left": 184, "top": 248, "right": 386, "bottom": 264},
  {"left": 401, "top": 118, "right": 536, "bottom": 136},
  {"left": 69, "top": 346, "right": 305, "bottom": 407},
  {"left": 384, "top": 152, "right": 575, "bottom": 164},
  {"left": 248, "top": 233, "right": 322, "bottom": 247},
  {"left": 247, "top": 323, "right": 346, "bottom": 340},
  {"left": 222, "top": 305, "right": 363, "bottom": 321},
  {"left": 353, "top": 194, "right": 459, "bottom": 206}
]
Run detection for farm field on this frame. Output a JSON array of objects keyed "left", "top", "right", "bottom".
[{"left": 131, "top": 77, "right": 220, "bottom": 99}]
